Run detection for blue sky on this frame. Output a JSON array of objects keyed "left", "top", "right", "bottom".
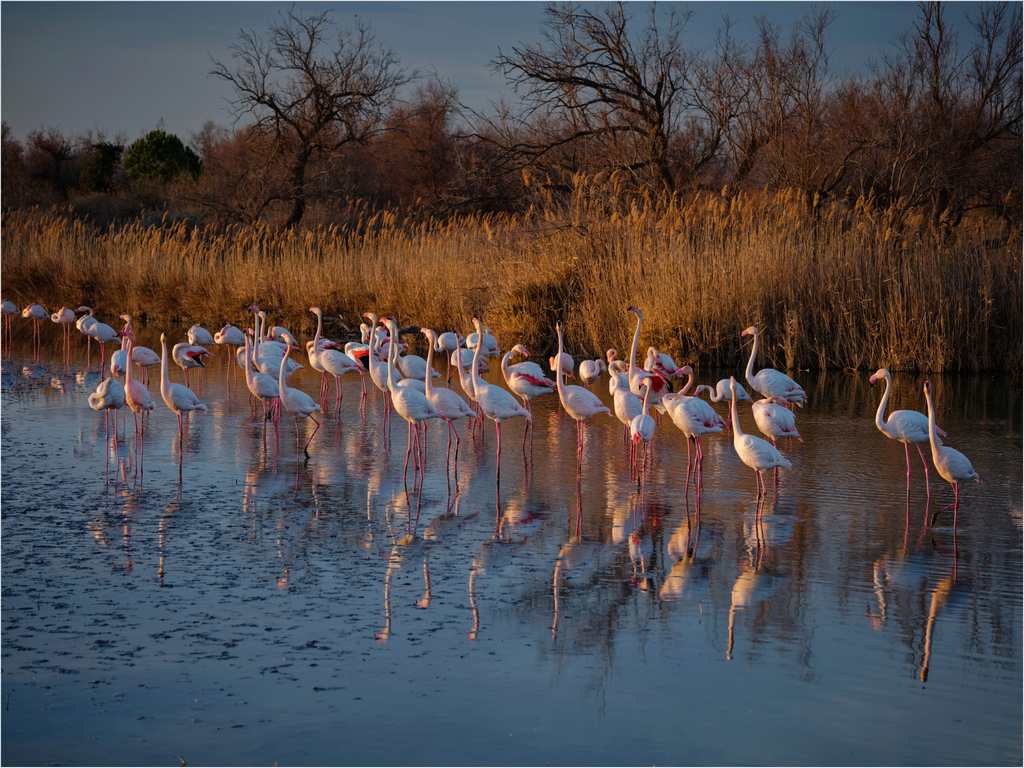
[{"left": 0, "top": 2, "right": 973, "bottom": 145}]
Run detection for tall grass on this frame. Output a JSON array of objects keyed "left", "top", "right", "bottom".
[{"left": 3, "top": 180, "right": 1020, "bottom": 373}]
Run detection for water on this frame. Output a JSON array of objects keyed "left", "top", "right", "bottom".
[{"left": 2, "top": 328, "right": 1021, "bottom": 766}]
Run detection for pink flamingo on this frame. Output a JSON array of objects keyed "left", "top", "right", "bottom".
[
  {"left": 924, "top": 380, "right": 980, "bottom": 528},
  {"left": 118, "top": 331, "right": 155, "bottom": 434},
  {"left": 81, "top": 312, "right": 120, "bottom": 365},
  {"left": 728, "top": 376, "right": 792, "bottom": 497},
  {"left": 88, "top": 364, "right": 127, "bottom": 443},
  {"left": 172, "top": 341, "right": 211, "bottom": 389},
  {"left": 50, "top": 306, "right": 76, "bottom": 357},
  {"left": 470, "top": 317, "right": 531, "bottom": 476},
  {"left": 159, "top": 332, "right": 208, "bottom": 437},
  {"left": 578, "top": 358, "right": 607, "bottom": 388},
  {"left": 421, "top": 327, "right": 475, "bottom": 466},
  {"left": 501, "top": 343, "right": 556, "bottom": 441},
  {"left": 741, "top": 325, "right": 807, "bottom": 406},
  {"left": 243, "top": 332, "right": 280, "bottom": 422},
  {"left": 751, "top": 395, "right": 803, "bottom": 447},
  {"left": 310, "top": 307, "right": 366, "bottom": 400},
  {"left": 2, "top": 299, "right": 18, "bottom": 350},
  {"left": 870, "top": 368, "right": 944, "bottom": 485},
  {"left": 383, "top": 318, "right": 442, "bottom": 479},
  {"left": 629, "top": 379, "right": 656, "bottom": 481},
  {"left": 278, "top": 343, "right": 322, "bottom": 458},
  {"left": 21, "top": 303, "right": 48, "bottom": 355},
  {"left": 625, "top": 307, "right": 671, "bottom": 403},
  {"left": 554, "top": 319, "right": 611, "bottom": 474}
]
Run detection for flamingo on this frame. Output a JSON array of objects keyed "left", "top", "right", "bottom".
[
  {"left": 310, "top": 307, "right": 366, "bottom": 400},
  {"left": 278, "top": 343, "right": 322, "bottom": 458},
  {"left": 383, "top": 318, "right": 427, "bottom": 395},
  {"left": 645, "top": 346, "right": 683, "bottom": 377},
  {"left": 21, "top": 303, "right": 48, "bottom": 355},
  {"left": 466, "top": 325, "right": 500, "bottom": 357},
  {"left": 470, "top": 317, "right": 531, "bottom": 475},
  {"left": 610, "top": 365, "right": 644, "bottom": 443},
  {"left": 608, "top": 359, "right": 630, "bottom": 395},
  {"left": 660, "top": 384, "right": 724, "bottom": 487},
  {"left": 549, "top": 350, "right": 574, "bottom": 380},
  {"left": 434, "top": 331, "right": 459, "bottom": 383},
  {"left": 243, "top": 332, "right": 280, "bottom": 421},
  {"left": 421, "top": 327, "right": 475, "bottom": 465},
  {"left": 554, "top": 319, "right": 611, "bottom": 472},
  {"left": 870, "top": 368, "right": 944, "bottom": 485},
  {"left": 50, "top": 306, "right": 76, "bottom": 355},
  {"left": 88, "top": 365, "right": 127, "bottom": 442},
  {"left": 625, "top": 307, "right": 671, "bottom": 403},
  {"left": 172, "top": 341, "right": 210, "bottom": 388},
  {"left": 75, "top": 306, "right": 99, "bottom": 362},
  {"left": 214, "top": 322, "right": 246, "bottom": 351},
  {"left": 578, "top": 358, "right": 607, "bottom": 388},
  {"left": 268, "top": 324, "right": 297, "bottom": 347},
  {"left": 159, "top": 332, "right": 208, "bottom": 436},
  {"left": 395, "top": 347, "right": 440, "bottom": 382},
  {"left": 383, "top": 318, "right": 443, "bottom": 478},
  {"left": 2, "top": 299, "right": 18, "bottom": 349},
  {"left": 629, "top": 379, "right": 656, "bottom": 480},
  {"left": 80, "top": 311, "right": 120, "bottom": 364},
  {"left": 187, "top": 325, "right": 215, "bottom": 347},
  {"left": 923, "top": 380, "right": 980, "bottom": 526},
  {"left": 130, "top": 341, "right": 161, "bottom": 387},
  {"left": 741, "top": 326, "right": 807, "bottom": 406},
  {"left": 728, "top": 376, "right": 792, "bottom": 496},
  {"left": 118, "top": 331, "right": 155, "bottom": 433},
  {"left": 501, "top": 344, "right": 556, "bottom": 415},
  {"left": 751, "top": 395, "right": 803, "bottom": 447}
]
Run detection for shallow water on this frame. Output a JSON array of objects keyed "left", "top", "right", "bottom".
[{"left": 2, "top": 328, "right": 1021, "bottom": 767}]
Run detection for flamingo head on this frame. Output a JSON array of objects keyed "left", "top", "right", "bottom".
[
  {"left": 923, "top": 380, "right": 932, "bottom": 396},
  {"left": 310, "top": 306, "right": 321, "bottom": 315},
  {"left": 160, "top": 332, "right": 167, "bottom": 343},
  {"left": 419, "top": 327, "right": 434, "bottom": 341},
  {"left": 606, "top": 348, "right": 618, "bottom": 363},
  {"left": 868, "top": 368, "right": 887, "bottom": 384},
  {"left": 120, "top": 313, "right": 131, "bottom": 322},
  {"left": 512, "top": 344, "right": 529, "bottom": 358},
  {"left": 677, "top": 364, "right": 694, "bottom": 377},
  {"left": 117, "top": 330, "right": 136, "bottom": 341},
  {"left": 75, "top": 305, "right": 91, "bottom": 314},
  {"left": 741, "top": 326, "right": 757, "bottom": 337},
  {"left": 248, "top": 305, "right": 259, "bottom": 314},
  {"left": 627, "top": 306, "right": 642, "bottom": 320}
]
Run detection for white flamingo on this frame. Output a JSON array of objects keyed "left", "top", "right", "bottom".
[
  {"left": 421, "top": 327, "right": 475, "bottom": 465},
  {"left": 49, "top": 306, "right": 76, "bottom": 354},
  {"left": 924, "top": 380, "right": 980, "bottom": 527},
  {"left": 625, "top": 307, "right": 671, "bottom": 403},
  {"left": 554, "top": 319, "right": 611, "bottom": 472},
  {"left": 243, "top": 332, "right": 280, "bottom": 421},
  {"left": 383, "top": 318, "right": 442, "bottom": 478},
  {"left": 172, "top": 341, "right": 211, "bottom": 388},
  {"left": 159, "top": 332, "right": 208, "bottom": 436},
  {"left": 21, "top": 303, "right": 48, "bottom": 354},
  {"left": 729, "top": 376, "right": 792, "bottom": 496},
  {"left": 187, "top": 325, "right": 215, "bottom": 347},
  {"left": 470, "top": 317, "right": 531, "bottom": 474},
  {"left": 870, "top": 368, "right": 944, "bottom": 485},
  {"left": 310, "top": 307, "right": 366, "bottom": 400},
  {"left": 2, "top": 299, "right": 18, "bottom": 348},
  {"left": 88, "top": 365, "right": 127, "bottom": 442},
  {"left": 278, "top": 344, "right": 322, "bottom": 458},
  {"left": 629, "top": 379, "right": 656, "bottom": 479},
  {"left": 751, "top": 395, "right": 803, "bottom": 447},
  {"left": 741, "top": 325, "right": 807, "bottom": 406},
  {"left": 118, "top": 331, "right": 155, "bottom": 433},
  {"left": 578, "top": 358, "right": 607, "bottom": 388}
]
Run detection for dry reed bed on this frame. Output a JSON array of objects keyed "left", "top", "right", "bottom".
[{"left": 2, "top": 185, "right": 1020, "bottom": 373}]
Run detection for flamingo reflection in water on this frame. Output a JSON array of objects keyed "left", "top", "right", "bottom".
[{"left": 726, "top": 527, "right": 788, "bottom": 660}]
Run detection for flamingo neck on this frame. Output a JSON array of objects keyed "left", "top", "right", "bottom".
[
  {"left": 730, "top": 385, "right": 744, "bottom": 438},
  {"left": 924, "top": 389, "right": 940, "bottom": 452},
  {"left": 628, "top": 313, "right": 641, "bottom": 376},
  {"left": 745, "top": 329, "right": 759, "bottom": 383},
  {"left": 555, "top": 327, "right": 567, "bottom": 396},
  {"left": 423, "top": 334, "right": 436, "bottom": 397},
  {"left": 278, "top": 348, "right": 290, "bottom": 400},
  {"left": 469, "top": 324, "right": 485, "bottom": 392},
  {"left": 386, "top": 324, "right": 399, "bottom": 390},
  {"left": 159, "top": 337, "right": 169, "bottom": 391},
  {"left": 874, "top": 372, "right": 891, "bottom": 430},
  {"left": 679, "top": 370, "right": 695, "bottom": 396}
]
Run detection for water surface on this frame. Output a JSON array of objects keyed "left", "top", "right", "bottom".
[{"left": 2, "top": 329, "right": 1020, "bottom": 766}]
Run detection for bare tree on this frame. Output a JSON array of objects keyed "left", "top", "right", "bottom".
[
  {"left": 476, "top": 2, "right": 700, "bottom": 195},
  {"left": 210, "top": 7, "right": 412, "bottom": 228}
]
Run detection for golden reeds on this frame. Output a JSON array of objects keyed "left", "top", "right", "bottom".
[{"left": 2, "top": 184, "right": 1020, "bottom": 372}]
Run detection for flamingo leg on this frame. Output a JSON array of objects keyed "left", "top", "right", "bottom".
[
  {"left": 304, "top": 415, "right": 320, "bottom": 457},
  {"left": 404, "top": 421, "right": 414, "bottom": 480},
  {"left": 495, "top": 421, "right": 503, "bottom": 480}
]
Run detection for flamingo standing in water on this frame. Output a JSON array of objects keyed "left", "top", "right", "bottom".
[
  {"left": 501, "top": 343, "right": 555, "bottom": 443},
  {"left": 383, "top": 318, "right": 442, "bottom": 479},
  {"left": 172, "top": 341, "right": 211, "bottom": 389},
  {"left": 50, "top": 306, "right": 76, "bottom": 357},
  {"left": 74, "top": 306, "right": 99, "bottom": 362},
  {"left": 310, "top": 307, "right": 366, "bottom": 400},
  {"left": 923, "top": 380, "right": 980, "bottom": 528},
  {"left": 470, "top": 317, "right": 531, "bottom": 476},
  {"left": 629, "top": 379, "right": 656, "bottom": 481},
  {"left": 751, "top": 395, "right": 803, "bottom": 447},
  {"left": 554, "top": 319, "right": 611, "bottom": 474},
  {"left": 118, "top": 331, "right": 155, "bottom": 434},
  {"left": 729, "top": 376, "right": 792, "bottom": 497},
  {"left": 2, "top": 299, "right": 18, "bottom": 350},
  {"left": 187, "top": 325, "right": 216, "bottom": 347},
  {"left": 578, "top": 358, "right": 607, "bottom": 388},
  {"left": 21, "top": 303, "right": 48, "bottom": 355},
  {"left": 741, "top": 325, "right": 807, "bottom": 406},
  {"left": 214, "top": 323, "right": 246, "bottom": 386},
  {"left": 159, "top": 332, "right": 208, "bottom": 437},
  {"left": 278, "top": 343, "right": 322, "bottom": 458},
  {"left": 625, "top": 307, "right": 671, "bottom": 403},
  {"left": 704, "top": 378, "right": 753, "bottom": 432},
  {"left": 243, "top": 332, "right": 280, "bottom": 422},
  {"left": 421, "top": 327, "right": 475, "bottom": 467},
  {"left": 88, "top": 364, "right": 127, "bottom": 442},
  {"left": 434, "top": 331, "right": 459, "bottom": 384},
  {"left": 81, "top": 311, "right": 120, "bottom": 366},
  {"left": 870, "top": 368, "right": 944, "bottom": 485}
]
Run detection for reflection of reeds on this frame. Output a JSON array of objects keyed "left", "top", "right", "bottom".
[{"left": 3, "top": 181, "right": 1020, "bottom": 372}]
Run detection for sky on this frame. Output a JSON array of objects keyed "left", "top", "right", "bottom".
[{"left": 0, "top": 1, "right": 977, "bottom": 146}]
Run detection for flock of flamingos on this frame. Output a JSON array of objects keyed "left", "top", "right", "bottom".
[{"left": 2, "top": 299, "right": 980, "bottom": 525}]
